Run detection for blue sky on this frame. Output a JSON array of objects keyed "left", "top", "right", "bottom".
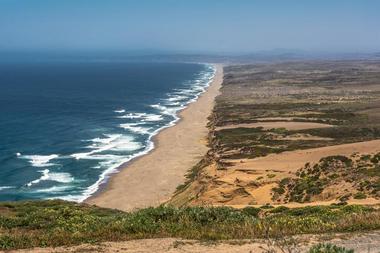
[{"left": 0, "top": 0, "right": 379, "bottom": 53}]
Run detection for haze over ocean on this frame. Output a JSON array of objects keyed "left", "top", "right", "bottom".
[
  {"left": 0, "top": 60, "right": 215, "bottom": 201},
  {"left": 0, "top": 0, "right": 379, "bottom": 53}
]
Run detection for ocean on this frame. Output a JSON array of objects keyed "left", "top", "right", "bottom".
[{"left": 0, "top": 60, "right": 215, "bottom": 202}]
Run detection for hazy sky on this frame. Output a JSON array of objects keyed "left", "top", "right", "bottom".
[{"left": 0, "top": 0, "right": 379, "bottom": 53}]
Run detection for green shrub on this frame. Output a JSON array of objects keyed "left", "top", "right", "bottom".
[
  {"left": 272, "top": 187, "right": 285, "bottom": 195},
  {"left": 319, "top": 155, "right": 353, "bottom": 168},
  {"left": 241, "top": 207, "right": 261, "bottom": 217},
  {"left": 285, "top": 206, "right": 328, "bottom": 216},
  {"left": 269, "top": 206, "right": 289, "bottom": 213},
  {"left": 370, "top": 153, "right": 380, "bottom": 164},
  {"left": 260, "top": 204, "right": 274, "bottom": 209},
  {"left": 308, "top": 243, "right": 354, "bottom": 253},
  {"left": 353, "top": 192, "right": 367, "bottom": 199}
]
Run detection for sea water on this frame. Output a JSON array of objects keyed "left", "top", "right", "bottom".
[{"left": 0, "top": 60, "right": 215, "bottom": 201}]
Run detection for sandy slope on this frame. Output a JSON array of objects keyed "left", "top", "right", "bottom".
[
  {"left": 181, "top": 140, "right": 380, "bottom": 207},
  {"left": 226, "top": 139, "right": 380, "bottom": 173},
  {"left": 86, "top": 64, "right": 223, "bottom": 211}
]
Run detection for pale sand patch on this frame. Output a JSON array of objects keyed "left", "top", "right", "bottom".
[
  {"left": 226, "top": 140, "right": 380, "bottom": 173},
  {"left": 7, "top": 232, "right": 380, "bottom": 253},
  {"left": 255, "top": 117, "right": 294, "bottom": 121},
  {"left": 246, "top": 183, "right": 277, "bottom": 204},
  {"left": 290, "top": 111, "right": 325, "bottom": 116},
  {"left": 216, "top": 121, "right": 334, "bottom": 131},
  {"left": 273, "top": 133, "right": 333, "bottom": 141},
  {"left": 86, "top": 65, "right": 223, "bottom": 211}
]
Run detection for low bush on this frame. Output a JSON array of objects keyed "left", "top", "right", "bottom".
[{"left": 353, "top": 192, "right": 367, "bottom": 199}]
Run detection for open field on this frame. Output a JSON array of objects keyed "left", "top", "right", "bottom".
[{"left": 171, "top": 60, "right": 380, "bottom": 207}]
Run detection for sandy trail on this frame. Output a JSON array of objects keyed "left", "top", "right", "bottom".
[{"left": 86, "top": 64, "right": 223, "bottom": 211}]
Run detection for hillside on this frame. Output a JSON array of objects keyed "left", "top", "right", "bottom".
[{"left": 170, "top": 60, "right": 380, "bottom": 207}]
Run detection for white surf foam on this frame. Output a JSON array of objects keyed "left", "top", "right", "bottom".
[
  {"left": 165, "top": 101, "right": 181, "bottom": 106},
  {"left": 114, "top": 109, "right": 125, "bottom": 113},
  {"left": 22, "top": 154, "right": 59, "bottom": 167},
  {"left": 167, "top": 95, "right": 187, "bottom": 102},
  {"left": 150, "top": 104, "right": 183, "bottom": 117},
  {"left": 26, "top": 169, "right": 74, "bottom": 187},
  {"left": 89, "top": 134, "right": 121, "bottom": 146},
  {"left": 85, "top": 154, "right": 122, "bottom": 160},
  {"left": 72, "top": 134, "right": 141, "bottom": 160},
  {"left": 34, "top": 185, "right": 74, "bottom": 193},
  {"left": 0, "top": 186, "right": 15, "bottom": 191},
  {"left": 119, "top": 123, "right": 151, "bottom": 134},
  {"left": 143, "top": 114, "right": 163, "bottom": 122},
  {"left": 117, "top": 113, "right": 145, "bottom": 119},
  {"left": 49, "top": 172, "right": 75, "bottom": 183},
  {"left": 117, "top": 112, "right": 163, "bottom": 122}
]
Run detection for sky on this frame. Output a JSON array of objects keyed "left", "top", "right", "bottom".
[{"left": 0, "top": 0, "right": 379, "bottom": 53}]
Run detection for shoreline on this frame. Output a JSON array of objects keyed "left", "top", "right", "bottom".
[{"left": 86, "top": 64, "right": 223, "bottom": 211}]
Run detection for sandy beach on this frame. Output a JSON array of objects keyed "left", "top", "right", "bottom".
[{"left": 86, "top": 64, "right": 223, "bottom": 211}]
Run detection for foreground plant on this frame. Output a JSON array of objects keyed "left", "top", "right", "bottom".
[{"left": 0, "top": 200, "right": 379, "bottom": 249}]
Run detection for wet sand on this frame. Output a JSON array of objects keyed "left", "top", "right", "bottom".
[{"left": 86, "top": 64, "right": 223, "bottom": 211}]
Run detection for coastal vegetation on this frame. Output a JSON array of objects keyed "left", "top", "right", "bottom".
[
  {"left": 0, "top": 200, "right": 377, "bottom": 250},
  {"left": 171, "top": 60, "right": 380, "bottom": 206}
]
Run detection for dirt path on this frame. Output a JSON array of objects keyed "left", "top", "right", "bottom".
[{"left": 6, "top": 231, "right": 380, "bottom": 253}]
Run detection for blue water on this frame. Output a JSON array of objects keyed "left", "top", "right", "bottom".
[{"left": 0, "top": 61, "right": 215, "bottom": 201}]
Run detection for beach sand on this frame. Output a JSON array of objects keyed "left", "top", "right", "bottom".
[{"left": 86, "top": 64, "right": 223, "bottom": 211}]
